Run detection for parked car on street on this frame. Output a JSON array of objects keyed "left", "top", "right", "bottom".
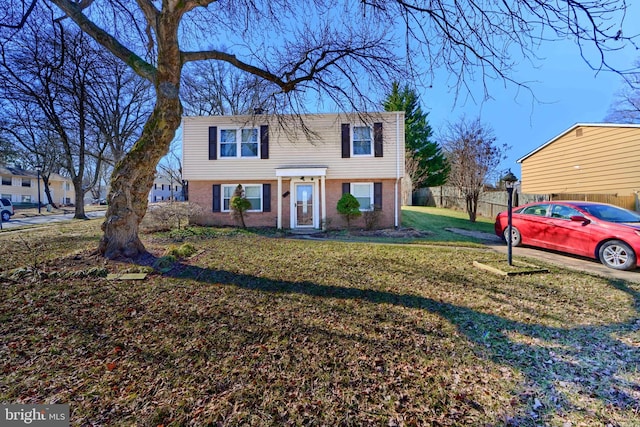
[
  {"left": 495, "top": 201, "right": 640, "bottom": 271},
  {"left": 1, "top": 198, "right": 14, "bottom": 222}
]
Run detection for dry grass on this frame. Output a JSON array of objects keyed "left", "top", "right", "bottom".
[{"left": 1, "top": 219, "right": 639, "bottom": 426}]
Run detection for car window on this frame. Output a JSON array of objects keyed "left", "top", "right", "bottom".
[
  {"left": 520, "top": 204, "right": 550, "bottom": 217},
  {"left": 578, "top": 204, "right": 640, "bottom": 223},
  {"left": 0, "top": 198, "right": 10, "bottom": 206},
  {"left": 550, "top": 204, "right": 581, "bottom": 220}
]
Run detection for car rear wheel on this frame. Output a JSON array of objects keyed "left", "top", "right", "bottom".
[
  {"left": 598, "top": 240, "right": 637, "bottom": 271},
  {"left": 503, "top": 226, "right": 522, "bottom": 247},
  {"left": 1, "top": 210, "right": 9, "bottom": 222}
]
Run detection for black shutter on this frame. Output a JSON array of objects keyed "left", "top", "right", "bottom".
[
  {"left": 342, "top": 183, "right": 350, "bottom": 195},
  {"left": 208, "top": 126, "right": 217, "bottom": 160},
  {"left": 341, "top": 124, "right": 350, "bottom": 158},
  {"left": 260, "top": 125, "right": 269, "bottom": 159},
  {"left": 374, "top": 182, "right": 382, "bottom": 210},
  {"left": 212, "top": 184, "right": 221, "bottom": 212},
  {"left": 374, "top": 122, "right": 383, "bottom": 157},
  {"left": 263, "top": 183, "right": 271, "bottom": 212}
]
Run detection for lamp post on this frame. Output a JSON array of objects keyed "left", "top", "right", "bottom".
[
  {"left": 501, "top": 170, "right": 518, "bottom": 266},
  {"left": 36, "top": 165, "right": 42, "bottom": 214}
]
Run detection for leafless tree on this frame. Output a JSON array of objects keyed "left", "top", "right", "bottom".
[
  {"left": 87, "top": 57, "right": 153, "bottom": 165},
  {"left": 441, "top": 117, "right": 509, "bottom": 222},
  {"left": 0, "top": 11, "right": 112, "bottom": 217},
  {"left": 182, "top": 61, "right": 274, "bottom": 116},
  {"left": 2, "top": 0, "right": 635, "bottom": 258},
  {"left": 0, "top": 5, "right": 153, "bottom": 214},
  {"left": 605, "top": 58, "right": 640, "bottom": 123}
]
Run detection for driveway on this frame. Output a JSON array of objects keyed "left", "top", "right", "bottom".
[{"left": 446, "top": 227, "right": 640, "bottom": 283}]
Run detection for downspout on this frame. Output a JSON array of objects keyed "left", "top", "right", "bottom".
[{"left": 395, "top": 112, "right": 401, "bottom": 228}]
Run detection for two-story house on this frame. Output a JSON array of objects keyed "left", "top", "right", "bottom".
[
  {"left": 0, "top": 164, "right": 75, "bottom": 206},
  {"left": 182, "top": 112, "right": 405, "bottom": 230},
  {"left": 148, "top": 176, "right": 184, "bottom": 203}
]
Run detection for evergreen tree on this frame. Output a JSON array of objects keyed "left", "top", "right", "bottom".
[{"left": 383, "top": 82, "right": 449, "bottom": 188}]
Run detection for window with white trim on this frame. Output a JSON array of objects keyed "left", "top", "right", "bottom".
[
  {"left": 220, "top": 128, "right": 259, "bottom": 158},
  {"left": 22, "top": 195, "right": 32, "bottom": 202},
  {"left": 22, "top": 178, "right": 31, "bottom": 187},
  {"left": 1, "top": 194, "right": 11, "bottom": 200},
  {"left": 351, "top": 183, "right": 374, "bottom": 211},
  {"left": 352, "top": 126, "right": 372, "bottom": 156},
  {"left": 221, "top": 184, "right": 262, "bottom": 212},
  {"left": 1, "top": 176, "right": 11, "bottom": 186}
]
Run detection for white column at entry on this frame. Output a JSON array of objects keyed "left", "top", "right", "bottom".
[
  {"left": 277, "top": 176, "right": 283, "bottom": 229},
  {"left": 320, "top": 176, "right": 327, "bottom": 230}
]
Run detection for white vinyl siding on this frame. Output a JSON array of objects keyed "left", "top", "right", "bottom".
[{"left": 182, "top": 113, "right": 405, "bottom": 181}]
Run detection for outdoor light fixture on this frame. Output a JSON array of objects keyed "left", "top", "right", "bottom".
[
  {"left": 501, "top": 170, "right": 518, "bottom": 265},
  {"left": 36, "top": 164, "right": 42, "bottom": 214}
]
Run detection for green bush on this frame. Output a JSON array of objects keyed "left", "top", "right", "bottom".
[
  {"left": 337, "top": 193, "right": 361, "bottom": 230},
  {"left": 166, "top": 243, "right": 197, "bottom": 259},
  {"left": 230, "top": 184, "right": 251, "bottom": 229}
]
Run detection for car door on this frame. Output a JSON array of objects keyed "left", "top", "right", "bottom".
[
  {"left": 514, "top": 203, "right": 551, "bottom": 246},
  {"left": 545, "top": 204, "right": 592, "bottom": 256}
]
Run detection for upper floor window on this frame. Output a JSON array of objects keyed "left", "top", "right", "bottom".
[
  {"left": 352, "top": 126, "right": 372, "bottom": 156},
  {"left": 342, "top": 122, "right": 383, "bottom": 158},
  {"left": 22, "top": 178, "right": 31, "bottom": 187},
  {"left": 220, "top": 128, "right": 259, "bottom": 158},
  {"left": 1, "top": 176, "right": 11, "bottom": 186}
]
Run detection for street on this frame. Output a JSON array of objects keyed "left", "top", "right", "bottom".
[{"left": 0, "top": 209, "right": 106, "bottom": 230}]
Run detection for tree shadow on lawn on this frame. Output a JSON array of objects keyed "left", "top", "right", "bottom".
[{"left": 162, "top": 260, "right": 640, "bottom": 422}]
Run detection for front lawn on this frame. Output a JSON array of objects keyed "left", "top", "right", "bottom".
[{"left": 1, "top": 214, "right": 638, "bottom": 425}]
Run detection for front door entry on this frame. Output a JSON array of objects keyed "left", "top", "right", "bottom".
[{"left": 294, "top": 183, "right": 314, "bottom": 227}]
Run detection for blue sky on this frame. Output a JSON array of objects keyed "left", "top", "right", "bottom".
[{"left": 421, "top": 10, "right": 639, "bottom": 182}]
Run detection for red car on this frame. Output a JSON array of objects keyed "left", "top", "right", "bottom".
[{"left": 495, "top": 201, "right": 640, "bottom": 271}]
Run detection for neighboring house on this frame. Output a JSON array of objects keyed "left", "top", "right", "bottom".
[
  {"left": 517, "top": 123, "right": 640, "bottom": 208},
  {"left": 0, "top": 164, "right": 75, "bottom": 206},
  {"left": 182, "top": 112, "right": 405, "bottom": 230},
  {"left": 149, "top": 176, "right": 184, "bottom": 202}
]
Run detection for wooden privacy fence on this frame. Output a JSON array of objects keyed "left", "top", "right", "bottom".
[
  {"left": 416, "top": 187, "right": 640, "bottom": 218},
  {"left": 550, "top": 193, "right": 638, "bottom": 211}
]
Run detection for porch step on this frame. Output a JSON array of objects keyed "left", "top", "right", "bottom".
[{"left": 288, "top": 228, "right": 324, "bottom": 236}]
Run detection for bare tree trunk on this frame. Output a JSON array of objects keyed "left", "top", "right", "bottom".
[
  {"left": 98, "top": 98, "right": 181, "bottom": 258},
  {"left": 72, "top": 176, "right": 87, "bottom": 219},
  {"left": 466, "top": 194, "right": 477, "bottom": 223},
  {"left": 98, "top": 12, "right": 182, "bottom": 259},
  {"left": 42, "top": 177, "right": 56, "bottom": 207}
]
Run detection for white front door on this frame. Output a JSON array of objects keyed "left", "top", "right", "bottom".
[{"left": 294, "top": 183, "right": 314, "bottom": 228}]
